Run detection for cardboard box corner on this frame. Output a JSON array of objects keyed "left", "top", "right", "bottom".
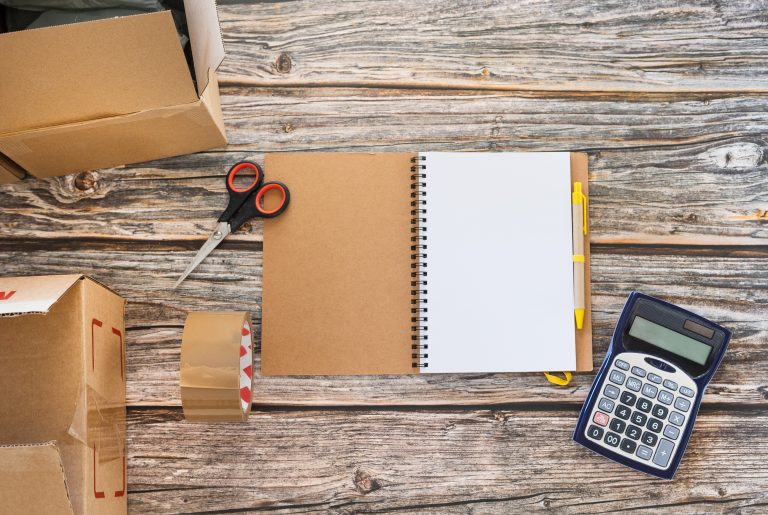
[
  {"left": 0, "top": 274, "right": 127, "bottom": 515},
  {"left": 0, "top": 0, "right": 227, "bottom": 180}
]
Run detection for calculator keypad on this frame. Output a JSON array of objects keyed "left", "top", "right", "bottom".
[{"left": 584, "top": 352, "right": 698, "bottom": 470}]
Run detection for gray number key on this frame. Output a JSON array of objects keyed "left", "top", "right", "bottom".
[
  {"left": 657, "top": 390, "right": 674, "bottom": 405},
  {"left": 652, "top": 438, "right": 675, "bottom": 468},
  {"left": 669, "top": 411, "right": 685, "bottom": 427},
  {"left": 603, "top": 384, "right": 620, "bottom": 399},
  {"left": 674, "top": 397, "right": 691, "bottom": 412},
  {"left": 598, "top": 398, "right": 615, "bottom": 413},
  {"left": 626, "top": 377, "right": 642, "bottom": 392}
]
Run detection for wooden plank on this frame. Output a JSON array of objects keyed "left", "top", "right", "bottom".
[
  {"left": 0, "top": 246, "right": 763, "bottom": 406},
  {"left": 127, "top": 408, "right": 768, "bottom": 513},
  {"left": 1, "top": 135, "right": 766, "bottom": 245},
  {"left": 219, "top": 88, "right": 768, "bottom": 150},
  {"left": 217, "top": 0, "right": 768, "bottom": 92}
]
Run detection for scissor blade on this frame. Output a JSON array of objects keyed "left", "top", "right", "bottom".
[{"left": 173, "top": 222, "right": 231, "bottom": 288}]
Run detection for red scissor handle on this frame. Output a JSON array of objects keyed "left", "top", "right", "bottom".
[
  {"left": 254, "top": 182, "right": 290, "bottom": 217},
  {"left": 227, "top": 180, "right": 291, "bottom": 231},
  {"left": 219, "top": 161, "right": 264, "bottom": 223},
  {"left": 227, "top": 161, "right": 262, "bottom": 193}
]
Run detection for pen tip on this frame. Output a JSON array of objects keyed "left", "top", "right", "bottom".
[{"left": 575, "top": 309, "right": 585, "bottom": 330}]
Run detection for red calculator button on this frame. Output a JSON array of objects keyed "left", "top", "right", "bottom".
[{"left": 593, "top": 412, "right": 610, "bottom": 426}]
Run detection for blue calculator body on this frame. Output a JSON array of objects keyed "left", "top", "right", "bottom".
[{"left": 573, "top": 292, "right": 731, "bottom": 479}]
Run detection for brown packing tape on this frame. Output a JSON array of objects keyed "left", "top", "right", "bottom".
[{"left": 180, "top": 312, "right": 253, "bottom": 422}]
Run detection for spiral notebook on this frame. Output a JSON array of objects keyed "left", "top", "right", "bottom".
[{"left": 262, "top": 152, "right": 593, "bottom": 375}]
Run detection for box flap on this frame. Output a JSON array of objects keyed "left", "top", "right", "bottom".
[
  {"left": 0, "top": 443, "right": 73, "bottom": 514},
  {"left": 0, "top": 11, "right": 198, "bottom": 134},
  {"left": 0, "top": 274, "right": 84, "bottom": 315},
  {"left": 184, "top": 0, "right": 225, "bottom": 95},
  {"left": 0, "top": 86, "right": 226, "bottom": 178},
  {"left": 0, "top": 166, "right": 21, "bottom": 185},
  {"left": 0, "top": 151, "right": 26, "bottom": 183}
]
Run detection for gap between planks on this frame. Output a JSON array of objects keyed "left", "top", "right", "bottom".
[
  {"left": 217, "top": 78, "right": 768, "bottom": 98},
  {"left": 2, "top": 238, "right": 768, "bottom": 257},
  {"left": 127, "top": 403, "right": 768, "bottom": 415}
]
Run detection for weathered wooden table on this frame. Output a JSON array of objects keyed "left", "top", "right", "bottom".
[{"left": 2, "top": 1, "right": 767, "bottom": 512}]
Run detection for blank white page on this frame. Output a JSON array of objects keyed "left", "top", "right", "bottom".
[{"left": 422, "top": 152, "right": 576, "bottom": 373}]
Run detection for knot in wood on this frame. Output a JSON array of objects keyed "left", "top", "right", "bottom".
[
  {"left": 276, "top": 52, "right": 293, "bottom": 74},
  {"left": 353, "top": 468, "right": 381, "bottom": 494},
  {"left": 74, "top": 171, "right": 97, "bottom": 191}
]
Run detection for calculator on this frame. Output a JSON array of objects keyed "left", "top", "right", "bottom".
[{"left": 573, "top": 292, "right": 731, "bottom": 479}]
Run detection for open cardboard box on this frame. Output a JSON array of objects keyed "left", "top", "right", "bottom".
[
  {"left": 0, "top": 0, "right": 227, "bottom": 184},
  {"left": 0, "top": 275, "right": 126, "bottom": 514}
]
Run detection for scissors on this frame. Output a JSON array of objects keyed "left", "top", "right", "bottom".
[{"left": 174, "top": 161, "right": 290, "bottom": 288}]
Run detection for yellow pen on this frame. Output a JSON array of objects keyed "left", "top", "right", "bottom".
[{"left": 571, "top": 182, "right": 587, "bottom": 329}]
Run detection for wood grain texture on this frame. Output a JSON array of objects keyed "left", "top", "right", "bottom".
[
  {"left": 127, "top": 408, "right": 768, "bottom": 513},
  {"left": 217, "top": 0, "right": 768, "bottom": 92},
  {"left": 0, "top": 246, "right": 763, "bottom": 406},
  {"left": 219, "top": 88, "right": 768, "bottom": 150},
  {"left": 2, "top": 1, "right": 768, "bottom": 512},
  {"left": 1, "top": 136, "right": 767, "bottom": 245}
]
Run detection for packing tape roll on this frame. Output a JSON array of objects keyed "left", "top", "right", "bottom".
[{"left": 180, "top": 312, "right": 253, "bottom": 422}]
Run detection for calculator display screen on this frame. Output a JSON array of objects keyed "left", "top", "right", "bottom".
[{"left": 629, "top": 316, "right": 711, "bottom": 365}]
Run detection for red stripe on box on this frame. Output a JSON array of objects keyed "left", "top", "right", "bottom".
[
  {"left": 91, "top": 319, "right": 103, "bottom": 370},
  {"left": 93, "top": 444, "right": 105, "bottom": 499},
  {"left": 114, "top": 456, "right": 126, "bottom": 497},
  {"left": 112, "top": 327, "right": 123, "bottom": 379}
]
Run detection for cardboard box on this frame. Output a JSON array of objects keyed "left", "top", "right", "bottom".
[
  {"left": 0, "top": 1, "right": 227, "bottom": 184},
  {"left": 0, "top": 275, "right": 126, "bottom": 515}
]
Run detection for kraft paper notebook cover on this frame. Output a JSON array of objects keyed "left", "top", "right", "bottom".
[{"left": 262, "top": 152, "right": 593, "bottom": 375}]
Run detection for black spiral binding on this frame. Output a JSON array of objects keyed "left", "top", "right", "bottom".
[{"left": 411, "top": 155, "right": 428, "bottom": 369}]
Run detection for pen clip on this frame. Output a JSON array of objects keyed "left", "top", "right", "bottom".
[{"left": 573, "top": 182, "right": 588, "bottom": 235}]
